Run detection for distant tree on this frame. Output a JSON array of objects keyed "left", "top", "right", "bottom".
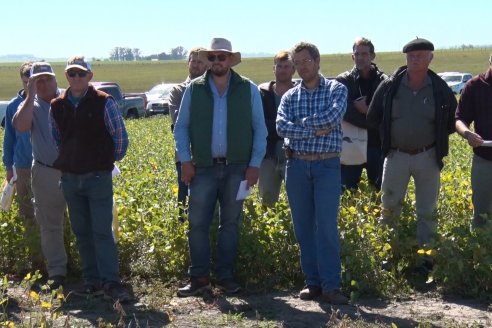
[
  {"left": 170, "top": 46, "right": 187, "bottom": 60},
  {"left": 132, "top": 48, "right": 141, "bottom": 61}
]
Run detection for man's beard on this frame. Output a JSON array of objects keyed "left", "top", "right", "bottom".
[{"left": 211, "top": 65, "right": 229, "bottom": 77}]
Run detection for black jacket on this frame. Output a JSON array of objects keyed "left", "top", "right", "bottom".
[
  {"left": 258, "top": 80, "right": 296, "bottom": 158},
  {"left": 367, "top": 66, "right": 457, "bottom": 170},
  {"left": 336, "top": 63, "right": 387, "bottom": 147}
]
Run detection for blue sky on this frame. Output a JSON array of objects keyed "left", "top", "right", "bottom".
[{"left": 1, "top": 0, "right": 490, "bottom": 59}]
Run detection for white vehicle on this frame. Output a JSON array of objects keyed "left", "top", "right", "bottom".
[
  {"left": 0, "top": 100, "right": 9, "bottom": 128},
  {"left": 439, "top": 72, "right": 473, "bottom": 95},
  {"left": 144, "top": 83, "right": 177, "bottom": 116}
]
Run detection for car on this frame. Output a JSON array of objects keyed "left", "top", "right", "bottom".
[
  {"left": 144, "top": 83, "right": 177, "bottom": 116},
  {"left": 0, "top": 100, "right": 9, "bottom": 128},
  {"left": 439, "top": 72, "right": 473, "bottom": 94}
]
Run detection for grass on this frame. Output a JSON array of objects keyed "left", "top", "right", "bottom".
[{"left": 0, "top": 47, "right": 490, "bottom": 99}]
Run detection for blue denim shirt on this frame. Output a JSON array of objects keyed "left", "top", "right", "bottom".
[
  {"left": 174, "top": 72, "right": 267, "bottom": 168},
  {"left": 2, "top": 89, "right": 33, "bottom": 170}
]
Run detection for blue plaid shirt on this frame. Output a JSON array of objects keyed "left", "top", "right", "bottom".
[{"left": 276, "top": 75, "right": 347, "bottom": 154}]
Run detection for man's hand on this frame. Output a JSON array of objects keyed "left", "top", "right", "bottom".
[
  {"left": 180, "top": 161, "right": 195, "bottom": 185},
  {"left": 353, "top": 96, "right": 368, "bottom": 115},
  {"left": 464, "top": 130, "right": 484, "bottom": 148},
  {"left": 245, "top": 166, "right": 260, "bottom": 188}
]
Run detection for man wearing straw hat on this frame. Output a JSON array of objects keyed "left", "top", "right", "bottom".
[{"left": 174, "top": 38, "right": 267, "bottom": 296}]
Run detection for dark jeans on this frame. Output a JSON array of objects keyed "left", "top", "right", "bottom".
[
  {"left": 60, "top": 171, "right": 119, "bottom": 285},
  {"left": 187, "top": 163, "right": 246, "bottom": 280},
  {"left": 341, "top": 146, "right": 383, "bottom": 190}
]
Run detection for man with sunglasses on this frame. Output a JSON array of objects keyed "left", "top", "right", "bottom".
[
  {"left": 3, "top": 61, "right": 43, "bottom": 272},
  {"left": 174, "top": 38, "right": 267, "bottom": 296},
  {"left": 49, "top": 56, "right": 131, "bottom": 303},
  {"left": 13, "top": 61, "right": 68, "bottom": 290}
]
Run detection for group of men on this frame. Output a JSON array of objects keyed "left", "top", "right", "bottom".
[
  {"left": 168, "top": 36, "right": 492, "bottom": 304},
  {"left": 3, "top": 35, "right": 491, "bottom": 305}
]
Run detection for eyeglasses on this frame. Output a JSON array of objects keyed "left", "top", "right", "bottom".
[
  {"left": 67, "top": 71, "right": 88, "bottom": 78},
  {"left": 207, "top": 54, "right": 228, "bottom": 62},
  {"left": 293, "top": 58, "right": 314, "bottom": 67}
]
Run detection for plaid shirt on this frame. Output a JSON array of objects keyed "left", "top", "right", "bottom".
[
  {"left": 51, "top": 96, "right": 129, "bottom": 161},
  {"left": 276, "top": 76, "right": 347, "bottom": 154}
]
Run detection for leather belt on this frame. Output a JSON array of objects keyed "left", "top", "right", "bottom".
[
  {"left": 292, "top": 152, "right": 339, "bottom": 161},
  {"left": 213, "top": 157, "right": 227, "bottom": 164},
  {"left": 35, "top": 160, "right": 54, "bottom": 168},
  {"left": 391, "top": 142, "right": 435, "bottom": 155}
]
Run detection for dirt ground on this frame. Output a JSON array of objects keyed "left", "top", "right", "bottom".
[{"left": 5, "top": 282, "right": 492, "bottom": 327}]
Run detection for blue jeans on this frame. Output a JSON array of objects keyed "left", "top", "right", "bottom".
[
  {"left": 285, "top": 157, "right": 342, "bottom": 292},
  {"left": 175, "top": 162, "right": 189, "bottom": 219},
  {"left": 341, "top": 146, "right": 383, "bottom": 190},
  {"left": 60, "top": 171, "right": 120, "bottom": 285},
  {"left": 187, "top": 163, "right": 246, "bottom": 280}
]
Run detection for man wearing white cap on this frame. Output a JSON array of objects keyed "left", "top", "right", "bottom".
[
  {"left": 174, "top": 38, "right": 267, "bottom": 296},
  {"left": 13, "top": 62, "right": 68, "bottom": 289}
]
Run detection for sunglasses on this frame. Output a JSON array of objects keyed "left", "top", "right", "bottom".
[
  {"left": 67, "top": 71, "right": 88, "bottom": 78},
  {"left": 207, "top": 54, "right": 228, "bottom": 62}
]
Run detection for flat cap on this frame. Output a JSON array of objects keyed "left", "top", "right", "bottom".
[{"left": 402, "top": 38, "right": 434, "bottom": 53}]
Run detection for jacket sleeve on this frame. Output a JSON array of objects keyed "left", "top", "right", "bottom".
[
  {"left": 446, "top": 89, "right": 458, "bottom": 135},
  {"left": 366, "top": 81, "right": 387, "bottom": 129}
]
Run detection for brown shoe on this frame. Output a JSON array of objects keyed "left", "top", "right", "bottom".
[
  {"left": 299, "top": 285, "right": 322, "bottom": 300},
  {"left": 321, "top": 289, "right": 348, "bottom": 304}
]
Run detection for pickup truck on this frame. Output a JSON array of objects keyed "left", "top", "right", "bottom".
[{"left": 91, "top": 82, "right": 146, "bottom": 119}]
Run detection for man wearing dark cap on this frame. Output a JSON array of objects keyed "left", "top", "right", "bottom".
[{"left": 367, "top": 38, "right": 456, "bottom": 275}]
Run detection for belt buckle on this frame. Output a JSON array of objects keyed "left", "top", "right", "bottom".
[{"left": 214, "top": 157, "right": 227, "bottom": 164}]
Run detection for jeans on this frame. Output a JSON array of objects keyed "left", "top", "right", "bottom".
[
  {"left": 175, "top": 162, "right": 189, "bottom": 219},
  {"left": 380, "top": 149, "right": 440, "bottom": 247},
  {"left": 60, "top": 171, "right": 120, "bottom": 285},
  {"left": 285, "top": 157, "right": 342, "bottom": 292},
  {"left": 341, "top": 146, "right": 383, "bottom": 190},
  {"left": 187, "top": 163, "right": 246, "bottom": 280},
  {"left": 471, "top": 154, "right": 492, "bottom": 228}
]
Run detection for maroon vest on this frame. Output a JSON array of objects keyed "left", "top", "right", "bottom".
[{"left": 51, "top": 86, "right": 115, "bottom": 174}]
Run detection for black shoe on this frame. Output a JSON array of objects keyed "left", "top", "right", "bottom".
[
  {"left": 72, "top": 283, "right": 104, "bottom": 297},
  {"left": 299, "top": 285, "right": 322, "bottom": 300},
  {"left": 103, "top": 282, "right": 132, "bottom": 303},
  {"left": 321, "top": 289, "right": 349, "bottom": 305},
  {"left": 177, "top": 277, "right": 211, "bottom": 297},
  {"left": 216, "top": 279, "right": 241, "bottom": 294},
  {"left": 47, "top": 275, "right": 65, "bottom": 291}
]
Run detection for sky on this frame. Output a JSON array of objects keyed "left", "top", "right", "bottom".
[{"left": 1, "top": 0, "right": 490, "bottom": 60}]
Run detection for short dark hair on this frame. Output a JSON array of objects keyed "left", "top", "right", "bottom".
[
  {"left": 353, "top": 37, "right": 375, "bottom": 54},
  {"left": 188, "top": 47, "right": 206, "bottom": 62},
  {"left": 274, "top": 51, "right": 291, "bottom": 64},
  {"left": 20, "top": 61, "right": 33, "bottom": 78},
  {"left": 291, "top": 42, "right": 320, "bottom": 60}
]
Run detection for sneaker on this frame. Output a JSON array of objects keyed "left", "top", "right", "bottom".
[
  {"left": 103, "top": 282, "right": 132, "bottom": 303},
  {"left": 72, "top": 283, "right": 104, "bottom": 297},
  {"left": 216, "top": 279, "right": 241, "bottom": 294},
  {"left": 321, "top": 289, "right": 349, "bottom": 305},
  {"left": 177, "top": 277, "right": 211, "bottom": 297},
  {"left": 299, "top": 285, "right": 322, "bottom": 300}
]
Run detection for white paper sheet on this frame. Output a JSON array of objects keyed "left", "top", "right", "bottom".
[{"left": 236, "top": 180, "right": 252, "bottom": 200}]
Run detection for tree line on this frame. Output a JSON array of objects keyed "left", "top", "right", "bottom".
[{"left": 109, "top": 46, "right": 187, "bottom": 61}]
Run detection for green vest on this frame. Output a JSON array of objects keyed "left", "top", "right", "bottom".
[{"left": 189, "top": 69, "right": 253, "bottom": 167}]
